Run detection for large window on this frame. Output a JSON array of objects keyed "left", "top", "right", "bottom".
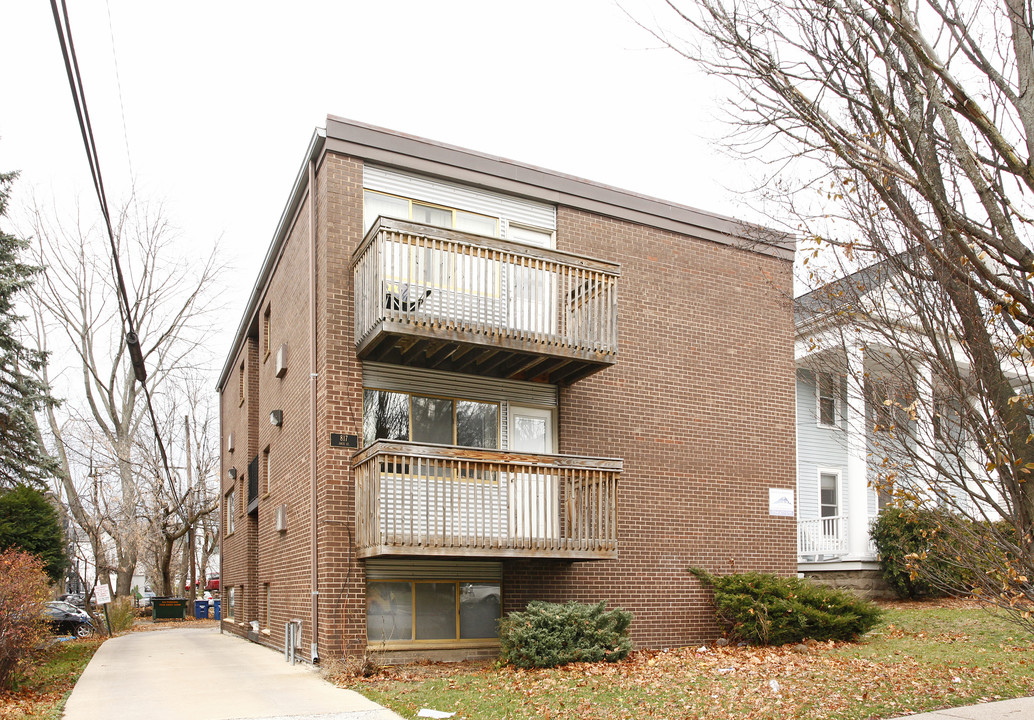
[
  {"left": 364, "top": 191, "right": 497, "bottom": 237},
  {"left": 366, "top": 581, "right": 501, "bottom": 644},
  {"left": 363, "top": 389, "right": 499, "bottom": 449}
]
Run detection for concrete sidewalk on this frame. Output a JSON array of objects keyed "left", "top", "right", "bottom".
[
  {"left": 885, "top": 697, "right": 1034, "bottom": 719},
  {"left": 62, "top": 627, "right": 403, "bottom": 720}
]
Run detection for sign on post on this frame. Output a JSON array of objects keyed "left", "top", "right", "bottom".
[{"left": 93, "top": 585, "right": 113, "bottom": 636}]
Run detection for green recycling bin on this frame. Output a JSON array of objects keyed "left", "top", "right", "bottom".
[{"left": 151, "top": 597, "right": 188, "bottom": 621}]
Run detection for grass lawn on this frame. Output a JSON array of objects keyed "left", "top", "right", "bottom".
[
  {"left": 0, "top": 638, "right": 102, "bottom": 720},
  {"left": 334, "top": 601, "right": 1034, "bottom": 720}
]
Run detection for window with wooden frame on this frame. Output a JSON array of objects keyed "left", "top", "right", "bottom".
[
  {"left": 366, "top": 580, "right": 501, "bottom": 644},
  {"left": 816, "top": 372, "right": 839, "bottom": 428},
  {"left": 362, "top": 389, "right": 499, "bottom": 450}
]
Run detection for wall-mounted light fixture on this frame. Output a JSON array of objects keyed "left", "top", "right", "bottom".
[
  {"left": 269, "top": 409, "right": 283, "bottom": 427},
  {"left": 228, "top": 468, "right": 237, "bottom": 480}
]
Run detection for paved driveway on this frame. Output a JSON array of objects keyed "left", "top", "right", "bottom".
[{"left": 63, "top": 627, "right": 403, "bottom": 720}]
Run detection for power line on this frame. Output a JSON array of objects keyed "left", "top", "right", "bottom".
[
  {"left": 104, "top": 0, "right": 135, "bottom": 183},
  {"left": 49, "top": 0, "right": 178, "bottom": 497}
]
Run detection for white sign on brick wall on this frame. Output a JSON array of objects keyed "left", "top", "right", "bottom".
[{"left": 769, "top": 488, "right": 794, "bottom": 517}]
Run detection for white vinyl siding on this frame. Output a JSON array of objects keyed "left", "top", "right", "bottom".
[{"left": 797, "top": 369, "right": 848, "bottom": 521}]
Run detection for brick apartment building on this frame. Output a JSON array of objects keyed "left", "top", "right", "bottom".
[{"left": 216, "top": 117, "right": 797, "bottom": 664}]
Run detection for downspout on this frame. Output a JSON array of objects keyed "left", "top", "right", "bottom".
[{"left": 308, "top": 158, "right": 320, "bottom": 665}]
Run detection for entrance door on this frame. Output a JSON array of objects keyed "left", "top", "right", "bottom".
[{"left": 508, "top": 407, "right": 557, "bottom": 541}]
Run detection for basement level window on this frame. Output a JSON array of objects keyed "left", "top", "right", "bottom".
[{"left": 366, "top": 581, "right": 500, "bottom": 644}]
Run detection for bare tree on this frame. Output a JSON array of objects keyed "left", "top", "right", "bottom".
[
  {"left": 639, "top": 0, "right": 1034, "bottom": 622},
  {"left": 26, "top": 196, "right": 221, "bottom": 596},
  {"left": 138, "top": 375, "right": 219, "bottom": 597}
]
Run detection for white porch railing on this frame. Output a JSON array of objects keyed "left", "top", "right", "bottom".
[
  {"left": 797, "top": 516, "right": 849, "bottom": 558},
  {"left": 797, "top": 515, "right": 880, "bottom": 561}
]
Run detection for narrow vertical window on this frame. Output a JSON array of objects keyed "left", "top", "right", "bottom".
[
  {"left": 262, "top": 446, "right": 270, "bottom": 496},
  {"left": 238, "top": 361, "right": 245, "bottom": 405},
  {"left": 263, "top": 583, "right": 271, "bottom": 629},
  {"left": 263, "top": 305, "right": 271, "bottom": 358},
  {"left": 225, "top": 489, "right": 236, "bottom": 535},
  {"left": 817, "top": 372, "right": 838, "bottom": 427}
]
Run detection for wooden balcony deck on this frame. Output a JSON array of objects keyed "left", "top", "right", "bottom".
[
  {"left": 352, "top": 218, "right": 620, "bottom": 385},
  {"left": 353, "top": 440, "right": 621, "bottom": 560}
]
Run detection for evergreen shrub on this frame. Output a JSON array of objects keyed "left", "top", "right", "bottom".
[
  {"left": 871, "top": 507, "right": 963, "bottom": 599},
  {"left": 691, "top": 568, "right": 882, "bottom": 645},
  {"left": 498, "top": 600, "right": 632, "bottom": 668}
]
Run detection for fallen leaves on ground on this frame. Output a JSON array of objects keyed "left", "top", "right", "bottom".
[
  {"left": 0, "top": 638, "right": 102, "bottom": 720},
  {"left": 340, "top": 606, "right": 1034, "bottom": 720}
]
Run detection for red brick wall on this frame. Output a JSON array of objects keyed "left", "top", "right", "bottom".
[
  {"left": 498, "top": 207, "right": 796, "bottom": 647},
  {"left": 220, "top": 149, "right": 796, "bottom": 657},
  {"left": 313, "top": 153, "right": 366, "bottom": 659},
  {"left": 219, "top": 336, "right": 259, "bottom": 636}
]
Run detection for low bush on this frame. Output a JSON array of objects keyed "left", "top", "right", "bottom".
[
  {"left": 0, "top": 548, "right": 50, "bottom": 690},
  {"left": 691, "top": 568, "right": 882, "bottom": 646},
  {"left": 871, "top": 507, "right": 967, "bottom": 599},
  {"left": 105, "top": 596, "right": 136, "bottom": 634},
  {"left": 499, "top": 600, "right": 632, "bottom": 668}
]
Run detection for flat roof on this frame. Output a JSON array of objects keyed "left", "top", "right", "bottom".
[{"left": 217, "top": 117, "right": 794, "bottom": 390}]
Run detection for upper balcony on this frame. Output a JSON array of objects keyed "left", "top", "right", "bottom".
[{"left": 353, "top": 218, "right": 620, "bottom": 385}]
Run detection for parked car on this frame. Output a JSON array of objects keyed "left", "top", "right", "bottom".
[
  {"left": 43, "top": 601, "right": 95, "bottom": 638},
  {"left": 58, "top": 593, "right": 87, "bottom": 608},
  {"left": 138, "top": 589, "right": 157, "bottom": 607}
]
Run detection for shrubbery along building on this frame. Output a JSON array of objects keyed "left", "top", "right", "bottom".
[{"left": 216, "top": 117, "right": 797, "bottom": 663}]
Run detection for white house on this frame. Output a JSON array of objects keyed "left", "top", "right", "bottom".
[{"left": 792, "top": 262, "right": 1010, "bottom": 596}]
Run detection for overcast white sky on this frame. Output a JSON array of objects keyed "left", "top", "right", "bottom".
[{"left": 1, "top": 0, "right": 771, "bottom": 374}]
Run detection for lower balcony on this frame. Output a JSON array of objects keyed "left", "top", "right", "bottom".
[{"left": 353, "top": 440, "right": 621, "bottom": 560}]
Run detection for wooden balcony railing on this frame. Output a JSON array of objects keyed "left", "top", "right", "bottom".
[
  {"left": 352, "top": 218, "right": 620, "bottom": 384},
  {"left": 353, "top": 440, "right": 621, "bottom": 560}
]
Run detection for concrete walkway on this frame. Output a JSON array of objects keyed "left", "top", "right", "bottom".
[
  {"left": 62, "top": 627, "right": 403, "bottom": 720},
  {"left": 886, "top": 697, "right": 1034, "bottom": 720}
]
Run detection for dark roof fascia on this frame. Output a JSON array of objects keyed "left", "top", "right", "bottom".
[
  {"left": 216, "top": 128, "right": 326, "bottom": 392},
  {"left": 325, "top": 116, "right": 794, "bottom": 261}
]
